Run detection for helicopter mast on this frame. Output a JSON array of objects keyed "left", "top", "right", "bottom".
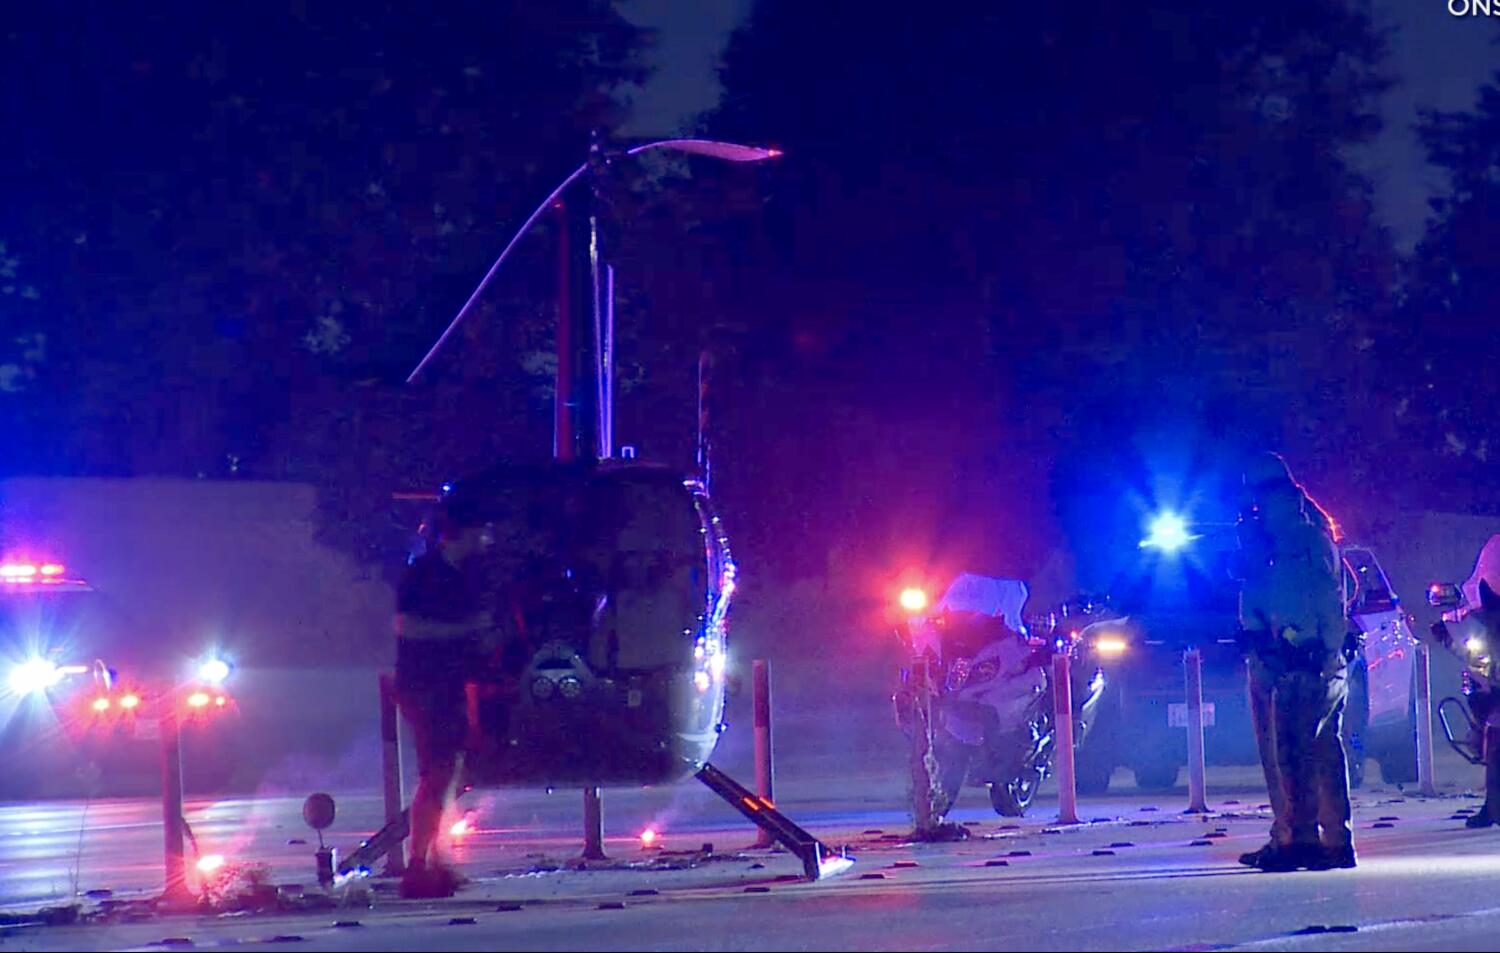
[
  {"left": 556, "top": 130, "right": 607, "bottom": 464},
  {"left": 553, "top": 197, "right": 574, "bottom": 463},
  {"left": 697, "top": 350, "right": 713, "bottom": 490}
]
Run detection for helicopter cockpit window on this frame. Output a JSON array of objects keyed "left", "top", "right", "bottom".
[{"left": 579, "top": 475, "right": 707, "bottom": 672}]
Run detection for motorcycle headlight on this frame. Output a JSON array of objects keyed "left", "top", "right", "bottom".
[
  {"left": 1093, "top": 635, "right": 1129, "bottom": 658},
  {"left": 1466, "top": 638, "right": 1493, "bottom": 678},
  {"left": 945, "top": 658, "right": 973, "bottom": 692}
]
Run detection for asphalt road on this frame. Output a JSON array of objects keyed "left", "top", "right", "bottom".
[{"left": 4, "top": 763, "right": 1500, "bottom": 951}]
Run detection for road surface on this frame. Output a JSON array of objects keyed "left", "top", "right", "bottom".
[{"left": 3, "top": 764, "right": 1500, "bottom": 950}]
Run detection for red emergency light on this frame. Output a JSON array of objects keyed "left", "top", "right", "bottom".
[
  {"left": 83, "top": 687, "right": 145, "bottom": 722},
  {"left": 0, "top": 561, "right": 84, "bottom": 587},
  {"left": 184, "top": 689, "right": 234, "bottom": 715},
  {"left": 899, "top": 587, "right": 930, "bottom": 614}
]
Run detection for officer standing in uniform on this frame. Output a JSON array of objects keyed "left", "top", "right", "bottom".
[
  {"left": 1234, "top": 452, "right": 1355, "bottom": 872},
  {"left": 394, "top": 495, "right": 493, "bottom": 898}
]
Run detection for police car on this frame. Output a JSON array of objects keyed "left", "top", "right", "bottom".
[
  {"left": 1, "top": 554, "right": 238, "bottom": 798},
  {"left": 1071, "top": 515, "right": 1418, "bottom": 792}
]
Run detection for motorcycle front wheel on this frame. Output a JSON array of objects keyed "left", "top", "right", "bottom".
[{"left": 988, "top": 766, "right": 1044, "bottom": 817}]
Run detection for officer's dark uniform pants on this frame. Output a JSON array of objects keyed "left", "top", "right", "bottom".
[
  {"left": 1249, "top": 652, "right": 1352, "bottom": 849},
  {"left": 1469, "top": 690, "right": 1500, "bottom": 816}
]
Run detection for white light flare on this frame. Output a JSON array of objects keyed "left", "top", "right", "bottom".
[
  {"left": 197, "top": 657, "right": 232, "bottom": 684},
  {"left": 1140, "top": 512, "right": 1197, "bottom": 553},
  {"left": 8, "top": 658, "right": 62, "bottom": 696},
  {"left": 899, "top": 588, "right": 929, "bottom": 614}
]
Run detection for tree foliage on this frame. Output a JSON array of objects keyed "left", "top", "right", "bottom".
[
  {"left": 0, "top": 1, "right": 647, "bottom": 572},
  {"left": 701, "top": 0, "right": 1396, "bottom": 580},
  {"left": 1392, "top": 71, "right": 1500, "bottom": 509}
]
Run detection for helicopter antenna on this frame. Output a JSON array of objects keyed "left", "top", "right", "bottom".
[{"left": 696, "top": 350, "right": 713, "bottom": 491}]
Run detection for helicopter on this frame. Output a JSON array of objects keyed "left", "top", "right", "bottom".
[{"left": 338, "top": 134, "right": 850, "bottom": 882}]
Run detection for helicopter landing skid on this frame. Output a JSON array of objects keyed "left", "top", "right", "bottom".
[
  {"left": 335, "top": 768, "right": 855, "bottom": 884},
  {"left": 695, "top": 762, "right": 855, "bottom": 881},
  {"left": 336, "top": 808, "right": 409, "bottom": 880}
]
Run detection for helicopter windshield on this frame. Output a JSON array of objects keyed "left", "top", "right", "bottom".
[
  {"left": 455, "top": 465, "right": 719, "bottom": 675},
  {"left": 578, "top": 472, "right": 707, "bottom": 671}
]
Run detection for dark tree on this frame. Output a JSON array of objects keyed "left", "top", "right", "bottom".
[
  {"left": 0, "top": 2, "right": 647, "bottom": 571},
  {"left": 700, "top": 0, "right": 1395, "bottom": 586},
  {"left": 1391, "top": 70, "right": 1500, "bottom": 512}
]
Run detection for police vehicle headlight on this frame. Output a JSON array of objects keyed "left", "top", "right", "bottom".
[
  {"left": 8, "top": 657, "right": 62, "bottom": 696},
  {"left": 531, "top": 677, "right": 556, "bottom": 700},
  {"left": 558, "top": 676, "right": 583, "bottom": 700},
  {"left": 1467, "top": 636, "right": 1487, "bottom": 657},
  {"left": 196, "top": 657, "right": 232, "bottom": 685}
]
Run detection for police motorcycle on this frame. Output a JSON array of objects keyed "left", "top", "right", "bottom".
[
  {"left": 1427, "top": 535, "right": 1500, "bottom": 825},
  {"left": 892, "top": 574, "right": 1117, "bottom": 822}
]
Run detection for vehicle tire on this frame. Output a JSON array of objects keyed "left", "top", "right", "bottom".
[
  {"left": 1343, "top": 664, "right": 1370, "bottom": 790},
  {"left": 1347, "top": 743, "right": 1366, "bottom": 789},
  {"left": 1133, "top": 760, "right": 1180, "bottom": 791},
  {"left": 1377, "top": 700, "right": 1419, "bottom": 785},
  {"left": 1074, "top": 753, "right": 1115, "bottom": 796},
  {"left": 988, "top": 763, "right": 1045, "bottom": 817}
]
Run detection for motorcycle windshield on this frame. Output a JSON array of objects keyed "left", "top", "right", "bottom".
[
  {"left": 1463, "top": 534, "right": 1500, "bottom": 611},
  {"left": 937, "top": 574, "right": 1029, "bottom": 632}
]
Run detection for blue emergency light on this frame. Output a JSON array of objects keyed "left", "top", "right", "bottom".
[{"left": 1139, "top": 511, "right": 1197, "bottom": 553}]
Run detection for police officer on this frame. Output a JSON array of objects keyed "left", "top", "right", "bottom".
[
  {"left": 394, "top": 496, "right": 493, "bottom": 898},
  {"left": 1234, "top": 452, "right": 1355, "bottom": 872}
]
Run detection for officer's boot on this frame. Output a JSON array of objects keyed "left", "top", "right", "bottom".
[{"left": 1468, "top": 721, "right": 1500, "bottom": 829}]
